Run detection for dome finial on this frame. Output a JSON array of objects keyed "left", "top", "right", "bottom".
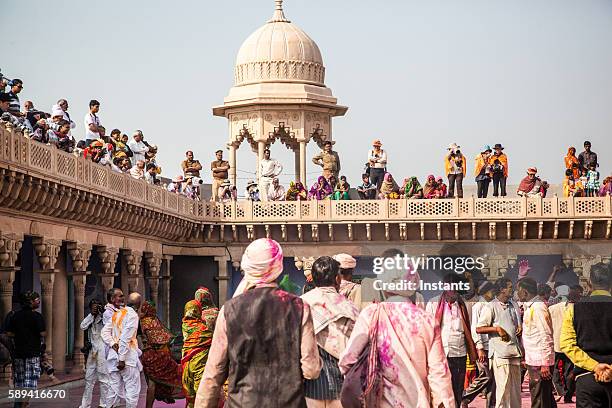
[{"left": 269, "top": 0, "right": 290, "bottom": 23}]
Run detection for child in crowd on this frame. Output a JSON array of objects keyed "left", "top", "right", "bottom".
[{"left": 586, "top": 163, "right": 600, "bottom": 197}]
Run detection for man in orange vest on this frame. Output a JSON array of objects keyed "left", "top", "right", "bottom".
[
  {"left": 490, "top": 143, "right": 509, "bottom": 197},
  {"left": 101, "top": 292, "right": 143, "bottom": 408}
]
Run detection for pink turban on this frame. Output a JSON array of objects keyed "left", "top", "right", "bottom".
[
  {"left": 333, "top": 253, "right": 357, "bottom": 269},
  {"left": 233, "top": 238, "right": 284, "bottom": 298}
]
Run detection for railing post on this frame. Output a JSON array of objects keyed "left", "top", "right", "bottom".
[
  {"left": 567, "top": 195, "right": 575, "bottom": 217},
  {"left": 605, "top": 195, "right": 611, "bottom": 216},
  {"left": 551, "top": 196, "right": 559, "bottom": 217},
  {"left": 521, "top": 195, "right": 528, "bottom": 218},
  {"left": 453, "top": 196, "right": 460, "bottom": 218}
]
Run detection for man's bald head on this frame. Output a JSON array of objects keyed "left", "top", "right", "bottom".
[{"left": 127, "top": 292, "right": 142, "bottom": 309}]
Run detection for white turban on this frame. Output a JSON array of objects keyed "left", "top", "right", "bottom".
[
  {"left": 233, "top": 238, "right": 284, "bottom": 298},
  {"left": 51, "top": 104, "right": 64, "bottom": 118},
  {"left": 333, "top": 253, "right": 356, "bottom": 269}
]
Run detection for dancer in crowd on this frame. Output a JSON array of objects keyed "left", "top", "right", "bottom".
[
  {"left": 79, "top": 299, "right": 110, "bottom": 408},
  {"left": 101, "top": 292, "right": 143, "bottom": 408},
  {"left": 339, "top": 256, "right": 456, "bottom": 407},
  {"left": 182, "top": 288, "right": 219, "bottom": 408},
  {"left": 301, "top": 256, "right": 359, "bottom": 407},
  {"left": 139, "top": 301, "right": 182, "bottom": 407},
  {"left": 195, "top": 239, "right": 321, "bottom": 407}
]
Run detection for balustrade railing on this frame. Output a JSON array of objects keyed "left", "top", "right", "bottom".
[{"left": 2, "top": 121, "right": 611, "bottom": 224}]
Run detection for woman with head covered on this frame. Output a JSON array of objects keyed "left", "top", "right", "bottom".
[
  {"left": 339, "top": 255, "right": 456, "bottom": 408},
  {"left": 194, "top": 238, "right": 321, "bottom": 408}
]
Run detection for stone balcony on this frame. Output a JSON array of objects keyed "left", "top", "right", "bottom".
[{"left": 1, "top": 121, "right": 612, "bottom": 243}]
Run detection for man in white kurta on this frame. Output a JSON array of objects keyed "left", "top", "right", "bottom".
[
  {"left": 259, "top": 149, "right": 283, "bottom": 201},
  {"left": 101, "top": 292, "right": 143, "bottom": 408},
  {"left": 79, "top": 300, "right": 111, "bottom": 408}
]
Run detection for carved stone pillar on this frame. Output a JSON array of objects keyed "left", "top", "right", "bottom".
[
  {"left": 67, "top": 242, "right": 91, "bottom": 372},
  {"left": 228, "top": 143, "right": 237, "bottom": 187},
  {"left": 123, "top": 250, "right": 143, "bottom": 293},
  {"left": 161, "top": 255, "right": 173, "bottom": 327},
  {"left": 299, "top": 141, "right": 307, "bottom": 184},
  {"left": 294, "top": 148, "right": 301, "bottom": 183},
  {"left": 0, "top": 235, "right": 22, "bottom": 383},
  {"left": 0, "top": 235, "right": 22, "bottom": 320},
  {"left": 33, "top": 237, "right": 61, "bottom": 359},
  {"left": 214, "top": 256, "right": 229, "bottom": 306},
  {"left": 144, "top": 253, "right": 162, "bottom": 308},
  {"left": 96, "top": 246, "right": 119, "bottom": 294},
  {"left": 295, "top": 256, "right": 315, "bottom": 282}
]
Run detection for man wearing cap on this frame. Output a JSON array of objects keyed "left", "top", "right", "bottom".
[
  {"left": 462, "top": 280, "right": 497, "bottom": 408},
  {"left": 259, "top": 148, "right": 283, "bottom": 201},
  {"left": 490, "top": 144, "right": 509, "bottom": 197},
  {"left": 168, "top": 175, "right": 184, "bottom": 194},
  {"left": 367, "top": 140, "right": 387, "bottom": 193},
  {"left": 312, "top": 141, "right": 340, "bottom": 181},
  {"left": 210, "top": 150, "right": 230, "bottom": 202},
  {"left": 517, "top": 167, "right": 544, "bottom": 197},
  {"left": 475, "top": 145, "right": 493, "bottom": 198},
  {"left": 445, "top": 143, "right": 466, "bottom": 198},
  {"left": 333, "top": 254, "right": 362, "bottom": 308},
  {"left": 245, "top": 181, "right": 260, "bottom": 201},
  {"left": 0, "top": 93, "right": 13, "bottom": 116}
]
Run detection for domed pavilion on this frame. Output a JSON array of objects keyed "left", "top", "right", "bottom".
[{"left": 212, "top": 0, "right": 348, "bottom": 184}]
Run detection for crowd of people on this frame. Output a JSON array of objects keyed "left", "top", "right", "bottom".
[
  {"left": 0, "top": 75, "right": 163, "bottom": 186},
  {"left": 2, "top": 71, "right": 610, "bottom": 203},
  {"left": 2, "top": 239, "right": 611, "bottom": 407},
  {"left": 203, "top": 139, "right": 607, "bottom": 203}
]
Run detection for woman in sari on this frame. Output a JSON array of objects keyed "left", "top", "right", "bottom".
[
  {"left": 599, "top": 176, "right": 612, "bottom": 197},
  {"left": 378, "top": 172, "right": 400, "bottom": 199},
  {"left": 564, "top": 147, "right": 580, "bottom": 180},
  {"left": 182, "top": 287, "right": 219, "bottom": 408},
  {"left": 403, "top": 176, "right": 423, "bottom": 199},
  {"left": 423, "top": 174, "right": 440, "bottom": 199},
  {"left": 139, "top": 301, "right": 183, "bottom": 408},
  {"left": 286, "top": 181, "right": 308, "bottom": 201},
  {"left": 308, "top": 176, "right": 333, "bottom": 200}
]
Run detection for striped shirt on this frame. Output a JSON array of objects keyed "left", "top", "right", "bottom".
[{"left": 7, "top": 92, "right": 20, "bottom": 114}]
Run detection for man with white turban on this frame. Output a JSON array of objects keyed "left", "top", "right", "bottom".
[
  {"left": 195, "top": 238, "right": 321, "bottom": 408},
  {"left": 332, "top": 253, "right": 362, "bottom": 309}
]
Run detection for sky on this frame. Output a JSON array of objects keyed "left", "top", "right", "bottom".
[{"left": 3, "top": 0, "right": 612, "bottom": 191}]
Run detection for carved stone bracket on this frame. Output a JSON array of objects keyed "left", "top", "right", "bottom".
[
  {"left": 122, "top": 249, "right": 143, "bottom": 293},
  {"left": 295, "top": 256, "right": 316, "bottom": 281},
  {"left": 33, "top": 237, "right": 62, "bottom": 272},
  {"left": 67, "top": 242, "right": 92, "bottom": 273},
  {"left": 0, "top": 234, "right": 23, "bottom": 268}
]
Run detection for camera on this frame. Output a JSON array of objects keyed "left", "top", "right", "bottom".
[{"left": 191, "top": 176, "right": 204, "bottom": 185}]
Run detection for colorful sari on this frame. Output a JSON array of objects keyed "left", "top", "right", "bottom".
[
  {"left": 564, "top": 147, "right": 580, "bottom": 179},
  {"left": 139, "top": 302, "right": 183, "bottom": 402},
  {"left": 403, "top": 176, "right": 423, "bottom": 199},
  {"left": 379, "top": 173, "right": 400, "bottom": 199},
  {"left": 285, "top": 181, "right": 307, "bottom": 201},
  {"left": 182, "top": 288, "right": 219, "bottom": 408},
  {"left": 308, "top": 176, "right": 333, "bottom": 200}
]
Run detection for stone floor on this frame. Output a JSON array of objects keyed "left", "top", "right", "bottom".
[{"left": 0, "top": 374, "right": 578, "bottom": 407}]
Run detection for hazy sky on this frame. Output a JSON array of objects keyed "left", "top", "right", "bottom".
[{"left": 3, "top": 0, "right": 612, "bottom": 190}]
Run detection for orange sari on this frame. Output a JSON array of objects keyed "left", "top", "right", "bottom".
[{"left": 565, "top": 147, "right": 580, "bottom": 179}]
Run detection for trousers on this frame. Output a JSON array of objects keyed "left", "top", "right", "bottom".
[
  {"left": 477, "top": 179, "right": 491, "bottom": 198},
  {"left": 107, "top": 367, "right": 141, "bottom": 408},
  {"left": 369, "top": 168, "right": 385, "bottom": 192},
  {"left": 79, "top": 354, "right": 111, "bottom": 408},
  {"left": 448, "top": 356, "right": 467, "bottom": 408},
  {"left": 527, "top": 365, "right": 557, "bottom": 408},
  {"left": 491, "top": 356, "right": 521, "bottom": 408},
  {"left": 576, "top": 373, "right": 612, "bottom": 408},
  {"left": 210, "top": 179, "right": 223, "bottom": 202},
  {"left": 447, "top": 173, "right": 464, "bottom": 198},
  {"left": 552, "top": 352, "right": 575, "bottom": 402},
  {"left": 305, "top": 398, "right": 342, "bottom": 408},
  {"left": 259, "top": 177, "right": 272, "bottom": 201},
  {"left": 492, "top": 174, "right": 507, "bottom": 197},
  {"left": 462, "top": 356, "right": 496, "bottom": 407}
]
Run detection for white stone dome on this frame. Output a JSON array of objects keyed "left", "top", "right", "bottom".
[{"left": 234, "top": 0, "right": 325, "bottom": 86}]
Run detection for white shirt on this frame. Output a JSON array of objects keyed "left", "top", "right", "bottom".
[
  {"left": 259, "top": 158, "right": 283, "bottom": 178},
  {"left": 80, "top": 313, "right": 105, "bottom": 361},
  {"left": 426, "top": 296, "right": 466, "bottom": 357},
  {"left": 522, "top": 297, "right": 555, "bottom": 366},
  {"left": 549, "top": 301, "right": 569, "bottom": 353},
  {"left": 128, "top": 139, "right": 149, "bottom": 165},
  {"left": 84, "top": 112, "right": 100, "bottom": 141},
  {"left": 268, "top": 184, "right": 286, "bottom": 201},
  {"left": 470, "top": 297, "right": 490, "bottom": 351},
  {"left": 101, "top": 306, "right": 142, "bottom": 372},
  {"left": 368, "top": 149, "right": 387, "bottom": 169}
]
